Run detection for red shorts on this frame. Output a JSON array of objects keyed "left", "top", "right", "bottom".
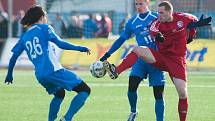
[{"left": 149, "top": 49, "right": 187, "bottom": 81}]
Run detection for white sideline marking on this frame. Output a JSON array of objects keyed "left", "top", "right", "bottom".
[
  {"left": 2, "top": 83, "right": 215, "bottom": 88},
  {"left": 88, "top": 83, "right": 215, "bottom": 88}
]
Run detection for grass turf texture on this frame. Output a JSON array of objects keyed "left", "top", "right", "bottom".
[{"left": 0, "top": 69, "right": 215, "bottom": 121}]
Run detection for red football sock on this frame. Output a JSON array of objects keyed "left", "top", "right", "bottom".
[
  {"left": 178, "top": 98, "right": 188, "bottom": 121},
  {"left": 116, "top": 51, "right": 138, "bottom": 74}
]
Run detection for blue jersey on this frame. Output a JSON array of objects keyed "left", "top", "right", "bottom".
[
  {"left": 106, "top": 11, "right": 165, "bottom": 86},
  {"left": 121, "top": 11, "right": 158, "bottom": 48},
  {"left": 11, "top": 24, "right": 88, "bottom": 80},
  {"left": 12, "top": 24, "right": 63, "bottom": 79},
  {"left": 107, "top": 11, "right": 158, "bottom": 54}
]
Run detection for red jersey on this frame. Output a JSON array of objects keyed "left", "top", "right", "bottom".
[{"left": 150, "top": 12, "right": 197, "bottom": 57}]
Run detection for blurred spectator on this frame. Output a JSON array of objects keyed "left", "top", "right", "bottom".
[
  {"left": 96, "top": 14, "right": 112, "bottom": 38},
  {"left": 83, "top": 14, "right": 98, "bottom": 38},
  {"left": 0, "top": 38, "right": 4, "bottom": 58},
  {"left": 52, "top": 13, "right": 66, "bottom": 37},
  {"left": 13, "top": 10, "right": 25, "bottom": 37},
  {"left": 151, "top": 0, "right": 171, "bottom": 11},
  {"left": 67, "top": 15, "right": 83, "bottom": 38},
  {"left": 105, "top": 15, "right": 112, "bottom": 33},
  {"left": 0, "top": 1, "right": 3, "bottom": 12},
  {"left": 197, "top": 26, "right": 213, "bottom": 39},
  {"left": 0, "top": 11, "right": 8, "bottom": 38},
  {"left": 0, "top": 2, "right": 6, "bottom": 58}
]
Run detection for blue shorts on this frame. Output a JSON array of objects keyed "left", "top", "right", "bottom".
[
  {"left": 38, "top": 68, "right": 82, "bottom": 95},
  {"left": 130, "top": 58, "right": 166, "bottom": 86}
]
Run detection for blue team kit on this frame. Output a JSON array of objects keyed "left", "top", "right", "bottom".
[
  {"left": 108, "top": 11, "right": 166, "bottom": 86},
  {"left": 11, "top": 24, "right": 83, "bottom": 94}
]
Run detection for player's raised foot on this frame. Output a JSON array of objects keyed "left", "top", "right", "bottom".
[
  {"left": 59, "top": 117, "right": 66, "bottom": 121},
  {"left": 103, "top": 60, "right": 118, "bottom": 79},
  {"left": 127, "top": 112, "right": 138, "bottom": 121}
]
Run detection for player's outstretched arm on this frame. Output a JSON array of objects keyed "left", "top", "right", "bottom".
[
  {"left": 100, "top": 36, "right": 126, "bottom": 61},
  {"left": 100, "top": 20, "right": 132, "bottom": 61},
  {"left": 187, "top": 14, "right": 212, "bottom": 29},
  {"left": 186, "top": 28, "right": 197, "bottom": 44},
  {"left": 99, "top": 19, "right": 133, "bottom": 61},
  {"left": 48, "top": 25, "right": 90, "bottom": 54},
  {"left": 53, "top": 38, "right": 90, "bottom": 53},
  {"left": 5, "top": 37, "right": 24, "bottom": 85},
  {"left": 5, "top": 54, "right": 20, "bottom": 85}
]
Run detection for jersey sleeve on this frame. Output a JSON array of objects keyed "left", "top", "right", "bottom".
[
  {"left": 183, "top": 12, "right": 198, "bottom": 22},
  {"left": 46, "top": 25, "right": 88, "bottom": 52},
  {"left": 188, "top": 14, "right": 198, "bottom": 39},
  {"left": 188, "top": 27, "right": 197, "bottom": 39},
  {"left": 107, "top": 36, "right": 126, "bottom": 54},
  {"left": 178, "top": 12, "right": 198, "bottom": 27},
  {"left": 11, "top": 39, "right": 24, "bottom": 56},
  {"left": 47, "top": 25, "right": 62, "bottom": 41},
  {"left": 182, "top": 13, "right": 198, "bottom": 39},
  {"left": 120, "top": 20, "right": 133, "bottom": 40},
  {"left": 149, "top": 19, "right": 160, "bottom": 37}
]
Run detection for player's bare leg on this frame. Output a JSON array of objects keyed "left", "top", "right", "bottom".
[
  {"left": 173, "top": 77, "right": 188, "bottom": 121},
  {"left": 132, "top": 46, "right": 156, "bottom": 63},
  {"left": 117, "top": 46, "right": 156, "bottom": 74},
  {"left": 103, "top": 46, "right": 156, "bottom": 79},
  {"left": 104, "top": 46, "right": 156, "bottom": 79}
]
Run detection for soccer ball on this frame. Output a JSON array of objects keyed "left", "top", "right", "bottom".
[{"left": 90, "top": 61, "right": 106, "bottom": 78}]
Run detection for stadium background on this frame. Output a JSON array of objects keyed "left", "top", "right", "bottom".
[
  {"left": 0, "top": 0, "right": 215, "bottom": 121},
  {"left": 0, "top": 0, "right": 215, "bottom": 70}
]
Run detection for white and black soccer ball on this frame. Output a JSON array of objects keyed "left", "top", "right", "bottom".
[{"left": 90, "top": 61, "right": 106, "bottom": 78}]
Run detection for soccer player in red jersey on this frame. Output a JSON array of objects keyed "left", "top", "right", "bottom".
[{"left": 103, "top": 1, "right": 212, "bottom": 121}]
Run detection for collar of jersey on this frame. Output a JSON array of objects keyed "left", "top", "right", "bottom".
[
  {"left": 27, "top": 24, "right": 40, "bottom": 32},
  {"left": 137, "top": 11, "right": 150, "bottom": 21}
]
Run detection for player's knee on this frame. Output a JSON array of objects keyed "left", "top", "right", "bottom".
[
  {"left": 153, "top": 85, "right": 164, "bottom": 100},
  {"left": 54, "top": 89, "right": 65, "bottom": 99},
  {"left": 128, "top": 76, "right": 142, "bottom": 92},
  {"left": 72, "top": 81, "right": 91, "bottom": 95},
  {"left": 177, "top": 88, "right": 188, "bottom": 98},
  {"left": 132, "top": 46, "right": 148, "bottom": 60},
  {"left": 132, "top": 46, "right": 143, "bottom": 56}
]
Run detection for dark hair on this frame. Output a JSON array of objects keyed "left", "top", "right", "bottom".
[
  {"left": 88, "top": 13, "right": 93, "bottom": 19},
  {"left": 158, "top": 1, "right": 173, "bottom": 12},
  {"left": 21, "top": 5, "right": 46, "bottom": 27}
]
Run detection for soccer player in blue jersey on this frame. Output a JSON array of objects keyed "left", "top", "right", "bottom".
[
  {"left": 4, "top": 5, "right": 91, "bottom": 121},
  {"left": 100, "top": 0, "right": 166, "bottom": 121}
]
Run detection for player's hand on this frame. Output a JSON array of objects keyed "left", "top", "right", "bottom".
[
  {"left": 187, "top": 14, "right": 212, "bottom": 29},
  {"left": 100, "top": 52, "right": 111, "bottom": 61},
  {"left": 198, "top": 14, "right": 212, "bottom": 26},
  {"left": 80, "top": 47, "right": 90, "bottom": 52},
  {"left": 86, "top": 49, "right": 91, "bottom": 55},
  {"left": 155, "top": 32, "right": 164, "bottom": 42},
  {"left": 81, "top": 47, "right": 91, "bottom": 55},
  {"left": 5, "top": 74, "right": 13, "bottom": 85}
]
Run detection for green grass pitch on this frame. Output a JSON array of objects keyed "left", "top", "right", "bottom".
[{"left": 0, "top": 69, "right": 215, "bottom": 121}]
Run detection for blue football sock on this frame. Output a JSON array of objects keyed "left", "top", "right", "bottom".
[
  {"left": 155, "top": 98, "right": 165, "bottom": 121},
  {"left": 127, "top": 91, "right": 138, "bottom": 113},
  {"left": 64, "top": 92, "right": 89, "bottom": 121},
  {"left": 48, "top": 96, "right": 63, "bottom": 121}
]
